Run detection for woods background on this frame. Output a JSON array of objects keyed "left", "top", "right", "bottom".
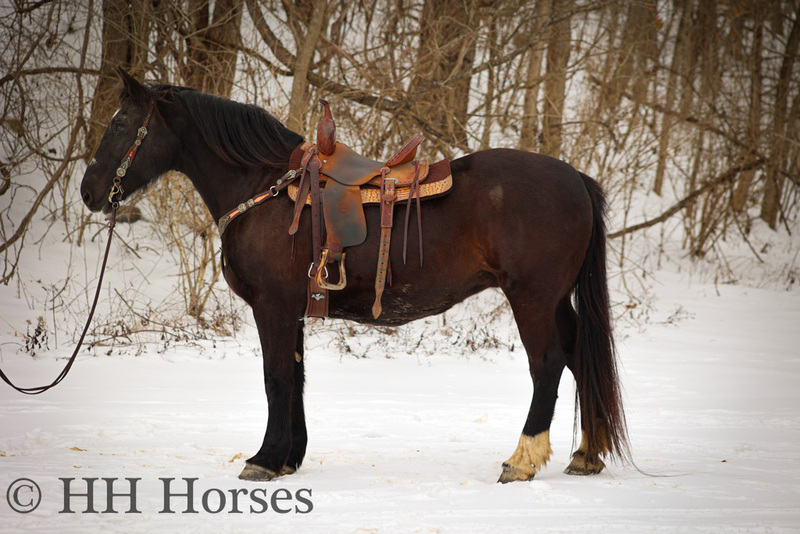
[{"left": 1, "top": 0, "right": 799, "bottom": 346}]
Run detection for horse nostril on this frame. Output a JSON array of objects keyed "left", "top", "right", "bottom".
[{"left": 82, "top": 190, "right": 93, "bottom": 206}]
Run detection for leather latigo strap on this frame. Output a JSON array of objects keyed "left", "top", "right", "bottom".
[
  {"left": 309, "top": 157, "right": 323, "bottom": 264},
  {"left": 306, "top": 269, "right": 329, "bottom": 318},
  {"left": 372, "top": 167, "right": 397, "bottom": 318},
  {"left": 289, "top": 148, "right": 316, "bottom": 236},
  {"left": 306, "top": 154, "right": 330, "bottom": 318},
  {"left": 379, "top": 168, "right": 396, "bottom": 227},
  {"left": 372, "top": 227, "right": 392, "bottom": 319}
]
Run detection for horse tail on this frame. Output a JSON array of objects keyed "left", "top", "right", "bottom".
[{"left": 572, "top": 172, "right": 631, "bottom": 465}]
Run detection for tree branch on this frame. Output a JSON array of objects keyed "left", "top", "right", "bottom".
[
  {"left": 0, "top": 115, "right": 84, "bottom": 255},
  {"left": 0, "top": 67, "right": 101, "bottom": 88},
  {"left": 245, "top": 0, "right": 297, "bottom": 68},
  {"left": 587, "top": 73, "right": 753, "bottom": 152},
  {"left": 609, "top": 158, "right": 766, "bottom": 239}
]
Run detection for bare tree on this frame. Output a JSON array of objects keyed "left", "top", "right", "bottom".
[
  {"left": 3, "top": 0, "right": 800, "bottom": 342},
  {"left": 181, "top": 0, "right": 244, "bottom": 97},
  {"left": 541, "top": 0, "right": 573, "bottom": 158},
  {"left": 518, "top": 0, "right": 551, "bottom": 151},
  {"left": 85, "top": 0, "right": 151, "bottom": 161},
  {"left": 761, "top": 4, "right": 800, "bottom": 229},
  {"left": 731, "top": 1, "right": 764, "bottom": 213}
]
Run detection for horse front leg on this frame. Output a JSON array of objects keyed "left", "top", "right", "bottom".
[
  {"left": 283, "top": 320, "right": 308, "bottom": 475},
  {"left": 238, "top": 308, "right": 307, "bottom": 481}
]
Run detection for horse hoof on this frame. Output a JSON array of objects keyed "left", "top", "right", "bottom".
[
  {"left": 238, "top": 463, "right": 279, "bottom": 481},
  {"left": 497, "top": 462, "right": 535, "bottom": 484},
  {"left": 564, "top": 454, "right": 605, "bottom": 476},
  {"left": 279, "top": 465, "right": 297, "bottom": 476}
]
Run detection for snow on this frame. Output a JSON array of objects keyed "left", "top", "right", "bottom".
[{"left": 2, "top": 257, "right": 799, "bottom": 532}]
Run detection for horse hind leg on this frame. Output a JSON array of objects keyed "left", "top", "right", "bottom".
[
  {"left": 560, "top": 296, "right": 612, "bottom": 475},
  {"left": 498, "top": 306, "right": 566, "bottom": 483},
  {"left": 564, "top": 426, "right": 610, "bottom": 475}
]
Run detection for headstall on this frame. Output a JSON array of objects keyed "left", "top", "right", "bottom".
[{"left": 108, "top": 99, "right": 156, "bottom": 207}]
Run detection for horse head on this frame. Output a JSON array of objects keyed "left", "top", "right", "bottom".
[{"left": 80, "top": 69, "right": 179, "bottom": 213}]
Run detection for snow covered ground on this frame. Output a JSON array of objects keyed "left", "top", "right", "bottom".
[
  {"left": 1, "top": 162, "right": 799, "bottom": 532},
  {"left": 2, "top": 259, "right": 799, "bottom": 532}
]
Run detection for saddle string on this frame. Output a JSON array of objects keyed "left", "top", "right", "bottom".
[{"left": 402, "top": 161, "right": 424, "bottom": 267}]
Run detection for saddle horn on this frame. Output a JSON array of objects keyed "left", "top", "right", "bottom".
[{"left": 317, "top": 99, "right": 336, "bottom": 157}]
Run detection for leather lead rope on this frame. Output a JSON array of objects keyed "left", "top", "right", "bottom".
[
  {"left": 0, "top": 206, "right": 118, "bottom": 395},
  {"left": 0, "top": 100, "right": 154, "bottom": 395}
]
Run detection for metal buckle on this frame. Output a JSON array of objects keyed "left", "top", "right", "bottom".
[{"left": 307, "top": 262, "right": 329, "bottom": 279}]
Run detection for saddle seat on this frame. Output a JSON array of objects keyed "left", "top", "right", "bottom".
[
  {"left": 289, "top": 143, "right": 445, "bottom": 204},
  {"left": 319, "top": 135, "right": 427, "bottom": 187}
]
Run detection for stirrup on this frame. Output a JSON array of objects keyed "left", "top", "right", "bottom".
[{"left": 315, "top": 248, "right": 347, "bottom": 291}]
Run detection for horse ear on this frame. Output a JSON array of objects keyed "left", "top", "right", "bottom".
[{"left": 117, "top": 68, "right": 150, "bottom": 103}]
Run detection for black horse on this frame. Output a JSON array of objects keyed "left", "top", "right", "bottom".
[{"left": 80, "top": 70, "right": 629, "bottom": 483}]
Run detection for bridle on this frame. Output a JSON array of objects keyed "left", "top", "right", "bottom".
[
  {"left": 0, "top": 100, "right": 155, "bottom": 395},
  {"left": 108, "top": 102, "right": 155, "bottom": 207}
]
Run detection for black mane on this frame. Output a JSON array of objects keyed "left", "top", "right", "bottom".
[{"left": 147, "top": 84, "right": 304, "bottom": 169}]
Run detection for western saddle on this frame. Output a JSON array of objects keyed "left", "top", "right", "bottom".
[{"left": 218, "top": 100, "right": 452, "bottom": 319}]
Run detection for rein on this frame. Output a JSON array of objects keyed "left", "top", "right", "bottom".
[{"left": 0, "top": 101, "right": 154, "bottom": 395}]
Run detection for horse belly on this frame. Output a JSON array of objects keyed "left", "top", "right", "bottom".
[{"left": 326, "top": 181, "right": 499, "bottom": 326}]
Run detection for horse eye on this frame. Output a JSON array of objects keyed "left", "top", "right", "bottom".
[{"left": 114, "top": 123, "right": 126, "bottom": 132}]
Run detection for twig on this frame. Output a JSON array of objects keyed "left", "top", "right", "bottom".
[{"left": 0, "top": 313, "right": 23, "bottom": 336}]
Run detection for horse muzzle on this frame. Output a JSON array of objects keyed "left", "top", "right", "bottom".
[{"left": 80, "top": 176, "right": 113, "bottom": 213}]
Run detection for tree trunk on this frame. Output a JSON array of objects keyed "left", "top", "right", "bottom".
[
  {"left": 410, "top": 0, "right": 479, "bottom": 155},
  {"left": 760, "top": 5, "right": 800, "bottom": 229},
  {"left": 731, "top": 3, "right": 764, "bottom": 212},
  {"left": 480, "top": 20, "right": 498, "bottom": 151},
  {"left": 653, "top": 0, "right": 692, "bottom": 195},
  {"left": 518, "top": 0, "right": 552, "bottom": 151},
  {"left": 85, "top": 0, "right": 150, "bottom": 161},
  {"left": 677, "top": 2, "right": 700, "bottom": 121},
  {"left": 286, "top": 0, "right": 329, "bottom": 134},
  {"left": 598, "top": 1, "right": 656, "bottom": 117},
  {"left": 182, "top": 0, "right": 243, "bottom": 97},
  {"left": 686, "top": 0, "right": 722, "bottom": 255},
  {"left": 541, "top": 0, "right": 573, "bottom": 158}
]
